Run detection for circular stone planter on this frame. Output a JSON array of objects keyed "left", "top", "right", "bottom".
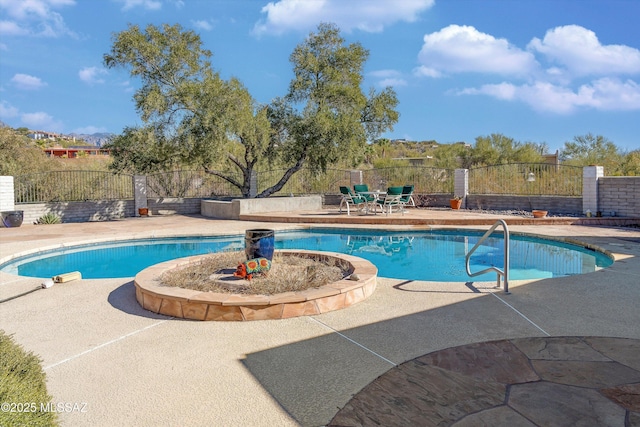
[{"left": 134, "top": 250, "right": 377, "bottom": 321}]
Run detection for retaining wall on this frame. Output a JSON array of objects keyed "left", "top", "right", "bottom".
[{"left": 201, "top": 195, "right": 323, "bottom": 220}]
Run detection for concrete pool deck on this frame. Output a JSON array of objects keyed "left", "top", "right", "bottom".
[{"left": 1, "top": 208, "right": 639, "bottom": 426}]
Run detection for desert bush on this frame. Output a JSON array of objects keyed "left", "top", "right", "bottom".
[{"left": 0, "top": 330, "right": 58, "bottom": 427}]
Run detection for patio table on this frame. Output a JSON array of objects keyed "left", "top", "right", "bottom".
[{"left": 356, "top": 191, "right": 386, "bottom": 214}]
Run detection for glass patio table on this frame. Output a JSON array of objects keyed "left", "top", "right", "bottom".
[{"left": 356, "top": 191, "right": 386, "bottom": 214}]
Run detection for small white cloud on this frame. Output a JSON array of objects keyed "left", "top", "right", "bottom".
[
  {"left": 528, "top": 25, "right": 640, "bottom": 77},
  {"left": 192, "top": 20, "right": 214, "bottom": 31},
  {"left": 117, "top": 0, "right": 162, "bottom": 11},
  {"left": 21, "top": 111, "right": 63, "bottom": 131},
  {"left": 369, "top": 70, "right": 407, "bottom": 87},
  {"left": 378, "top": 78, "right": 407, "bottom": 87},
  {"left": 413, "top": 66, "right": 442, "bottom": 78},
  {"left": 79, "top": 67, "right": 107, "bottom": 85},
  {"left": 0, "top": 101, "right": 20, "bottom": 118},
  {"left": 253, "top": 0, "right": 434, "bottom": 36},
  {"left": 417, "top": 25, "right": 539, "bottom": 78},
  {"left": 11, "top": 73, "right": 47, "bottom": 90}
]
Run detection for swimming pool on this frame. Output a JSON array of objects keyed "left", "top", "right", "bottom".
[{"left": 0, "top": 228, "right": 612, "bottom": 282}]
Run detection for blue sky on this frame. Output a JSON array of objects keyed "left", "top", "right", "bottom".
[{"left": 1, "top": 0, "right": 639, "bottom": 153}]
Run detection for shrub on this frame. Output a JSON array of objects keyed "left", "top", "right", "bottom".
[
  {"left": 0, "top": 330, "right": 58, "bottom": 427},
  {"left": 36, "top": 213, "right": 61, "bottom": 225}
]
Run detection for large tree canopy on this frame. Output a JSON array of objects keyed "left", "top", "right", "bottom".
[
  {"left": 104, "top": 22, "right": 399, "bottom": 197},
  {"left": 560, "top": 133, "right": 622, "bottom": 172}
]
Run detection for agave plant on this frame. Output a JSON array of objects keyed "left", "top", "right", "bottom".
[{"left": 36, "top": 212, "right": 61, "bottom": 225}]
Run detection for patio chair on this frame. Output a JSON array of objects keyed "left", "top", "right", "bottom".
[
  {"left": 353, "top": 184, "right": 376, "bottom": 204},
  {"left": 400, "top": 185, "right": 415, "bottom": 208},
  {"left": 339, "top": 186, "right": 367, "bottom": 215},
  {"left": 374, "top": 186, "right": 404, "bottom": 215}
]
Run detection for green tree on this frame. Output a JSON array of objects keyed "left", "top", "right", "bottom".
[
  {"left": 104, "top": 23, "right": 397, "bottom": 197},
  {"left": 619, "top": 150, "right": 640, "bottom": 176},
  {"left": 560, "top": 133, "right": 622, "bottom": 173},
  {"left": 462, "top": 134, "right": 544, "bottom": 168}
]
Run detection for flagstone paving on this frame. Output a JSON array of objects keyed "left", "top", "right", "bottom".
[{"left": 329, "top": 336, "right": 640, "bottom": 426}]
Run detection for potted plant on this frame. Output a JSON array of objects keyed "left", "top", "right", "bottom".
[
  {"left": 532, "top": 209, "right": 548, "bottom": 218},
  {"left": 449, "top": 196, "right": 463, "bottom": 210}
]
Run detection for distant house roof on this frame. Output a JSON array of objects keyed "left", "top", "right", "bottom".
[{"left": 44, "top": 146, "right": 110, "bottom": 158}]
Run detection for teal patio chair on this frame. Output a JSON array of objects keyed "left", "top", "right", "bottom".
[
  {"left": 375, "top": 186, "right": 404, "bottom": 215},
  {"left": 400, "top": 185, "right": 415, "bottom": 208},
  {"left": 339, "top": 186, "right": 367, "bottom": 215}
]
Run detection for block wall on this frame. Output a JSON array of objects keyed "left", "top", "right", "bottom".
[{"left": 598, "top": 177, "right": 640, "bottom": 218}]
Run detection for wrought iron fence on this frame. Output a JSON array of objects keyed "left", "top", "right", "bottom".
[
  {"left": 12, "top": 164, "right": 583, "bottom": 203},
  {"left": 146, "top": 170, "right": 243, "bottom": 198},
  {"left": 14, "top": 171, "right": 134, "bottom": 203},
  {"left": 362, "top": 166, "right": 454, "bottom": 194},
  {"left": 468, "top": 163, "right": 582, "bottom": 196}
]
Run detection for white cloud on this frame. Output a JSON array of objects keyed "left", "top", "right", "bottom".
[
  {"left": 417, "top": 25, "right": 539, "bottom": 77},
  {"left": 21, "top": 111, "right": 63, "bottom": 131},
  {"left": 11, "top": 73, "right": 47, "bottom": 90},
  {"left": 0, "top": 0, "right": 76, "bottom": 37},
  {"left": 425, "top": 24, "right": 640, "bottom": 114},
  {"left": 528, "top": 25, "right": 640, "bottom": 77},
  {"left": 192, "top": 20, "right": 214, "bottom": 31},
  {"left": 116, "top": 0, "right": 162, "bottom": 11},
  {"left": 413, "top": 66, "right": 442, "bottom": 78},
  {"left": 458, "top": 78, "right": 640, "bottom": 114},
  {"left": 0, "top": 20, "right": 28, "bottom": 36},
  {"left": 369, "top": 69, "right": 407, "bottom": 87},
  {"left": 0, "top": 100, "right": 20, "bottom": 119},
  {"left": 253, "top": 0, "right": 434, "bottom": 36},
  {"left": 79, "top": 67, "right": 107, "bottom": 85}
]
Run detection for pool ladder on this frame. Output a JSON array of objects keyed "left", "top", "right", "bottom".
[{"left": 465, "top": 219, "right": 510, "bottom": 294}]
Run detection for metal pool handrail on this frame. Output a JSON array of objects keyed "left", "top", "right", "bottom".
[{"left": 465, "top": 219, "right": 510, "bottom": 294}]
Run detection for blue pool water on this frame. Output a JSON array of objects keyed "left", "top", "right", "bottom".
[{"left": 0, "top": 229, "right": 612, "bottom": 282}]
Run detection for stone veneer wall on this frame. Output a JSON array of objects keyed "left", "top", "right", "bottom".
[
  {"left": 15, "top": 197, "right": 201, "bottom": 224},
  {"left": 465, "top": 195, "right": 582, "bottom": 215},
  {"left": 147, "top": 198, "right": 202, "bottom": 215},
  {"left": 598, "top": 177, "right": 640, "bottom": 218},
  {"left": 16, "top": 200, "right": 135, "bottom": 224}
]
